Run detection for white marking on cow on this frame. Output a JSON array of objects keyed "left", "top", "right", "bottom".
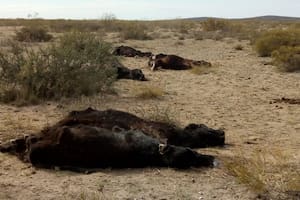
[
  {"left": 213, "top": 159, "right": 218, "bottom": 167},
  {"left": 159, "top": 143, "right": 166, "bottom": 154},
  {"left": 151, "top": 61, "right": 156, "bottom": 71}
]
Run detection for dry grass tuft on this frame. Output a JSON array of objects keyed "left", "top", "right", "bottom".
[
  {"left": 132, "top": 104, "right": 180, "bottom": 126},
  {"left": 134, "top": 86, "right": 164, "bottom": 99},
  {"left": 272, "top": 46, "right": 300, "bottom": 72},
  {"left": 190, "top": 65, "right": 215, "bottom": 75},
  {"left": 224, "top": 148, "right": 300, "bottom": 199}
]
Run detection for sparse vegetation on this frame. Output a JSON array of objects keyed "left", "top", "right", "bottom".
[
  {"left": 14, "top": 26, "right": 53, "bottom": 42},
  {"left": 224, "top": 148, "right": 300, "bottom": 199},
  {"left": 119, "top": 23, "right": 152, "bottom": 40},
  {"left": 272, "top": 46, "right": 300, "bottom": 72},
  {"left": 135, "top": 85, "right": 164, "bottom": 99},
  {"left": 0, "top": 32, "right": 117, "bottom": 104},
  {"left": 190, "top": 65, "right": 214, "bottom": 75},
  {"left": 187, "top": 18, "right": 256, "bottom": 41},
  {"left": 133, "top": 104, "right": 180, "bottom": 126},
  {"left": 254, "top": 28, "right": 300, "bottom": 72},
  {"left": 202, "top": 18, "right": 232, "bottom": 32},
  {"left": 254, "top": 28, "right": 300, "bottom": 57}
]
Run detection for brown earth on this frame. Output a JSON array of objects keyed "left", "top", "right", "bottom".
[{"left": 0, "top": 29, "right": 299, "bottom": 200}]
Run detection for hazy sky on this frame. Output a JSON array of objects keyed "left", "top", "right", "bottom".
[{"left": 0, "top": 0, "right": 299, "bottom": 20}]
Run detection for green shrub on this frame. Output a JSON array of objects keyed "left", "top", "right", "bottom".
[
  {"left": 0, "top": 32, "right": 117, "bottom": 104},
  {"left": 14, "top": 26, "right": 53, "bottom": 42},
  {"left": 272, "top": 46, "right": 300, "bottom": 72},
  {"left": 254, "top": 29, "right": 300, "bottom": 57}
]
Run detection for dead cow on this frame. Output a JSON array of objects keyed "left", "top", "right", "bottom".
[
  {"left": 117, "top": 66, "right": 147, "bottom": 81},
  {"left": 0, "top": 125, "right": 215, "bottom": 169},
  {"left": 113, "top": 45, "right": 152, "bottom": 57},
  {"left": 53, "top": 108, "right": 225, "bottom": 148},
  {"left": 113, "top": 60, "right": 147, "bottom": 81},
  {"left": 148, "top": 54, "right": 212, "bottom": 71},
  {"left": 0, "top": 108, "right": 224, "bottom": 171}
]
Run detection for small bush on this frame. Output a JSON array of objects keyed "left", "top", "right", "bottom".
[
  {"left": 178, "top": 21, "right": 194, "bottom": 34},
  {"left": 0, "top": 32, "right": 117, "bottom": 104},
  {"left": 272, "top": 46, "right": 300, "bottom": 72},
  {"left": 254, "top": 29, "right": 300, "bottom": 57},
  {"left": 14, "top": 26, "right": 53, "bottom": 42},
  {"left": 202, "top": 18, "right": 232, "bottom": 32},
  {"left": 120, "top": 23, "right": 152, "bottom": 40}
]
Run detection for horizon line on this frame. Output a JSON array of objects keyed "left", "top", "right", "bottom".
[{"left": 0, "top": 15, "right": 300, "bottom": 21}]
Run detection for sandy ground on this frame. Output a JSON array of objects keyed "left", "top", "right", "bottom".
[{"left": 0, "top": 30, "right": 299, "bottom": 200}]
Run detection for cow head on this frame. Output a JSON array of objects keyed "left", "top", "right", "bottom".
[
  {"left": 131, "top": 69, "right": 147, "bottom": 81},
  {"left": 167, "top": 124, "right": 225, "bottom": 148},
  {"left": 159, "top": 144, "right": 215, "bottom": 168}
]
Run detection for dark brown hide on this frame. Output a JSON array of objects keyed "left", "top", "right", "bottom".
[
  {"left": 112, "top": 60, "right": 147, "bottom": 81},
  {"left": 113, "top": 45, "right": 152, "bottom": 57},
  {"left": 56, "top": 108, "right": 225, "bottom": 148},
  {"left": 1, "top": 126, "right": 214, "bottom": 169},
  {"left": 149, "top": 54, "right": 211, "bottom": 71},
  {"left": 0, "top": 108, "right": 224, "bottom": 171}
]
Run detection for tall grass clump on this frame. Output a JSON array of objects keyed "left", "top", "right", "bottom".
[
  {"left": 0, "top": 32, "right": 117, "bottom": 104},
  {"left": 14, "top": 26, "right": 53, "bottom": 42},
  {"left": 254, "top": 29, "right": 300, "bottom": 57},
  {"left": 224, "top": 148, "right": 300, "bottom": 199}
]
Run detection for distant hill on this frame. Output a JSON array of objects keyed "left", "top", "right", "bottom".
[{"left": 186, "top": 15, "right": 300, "bottom": 22}]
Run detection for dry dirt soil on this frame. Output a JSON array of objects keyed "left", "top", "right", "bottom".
[{"left": 0, "top": 29, "right": 299, "bottom": 200}]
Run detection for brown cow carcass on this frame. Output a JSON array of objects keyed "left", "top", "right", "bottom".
[
  {"left": 113, "top": 60, "right": 147, "bottom": 81},
  {"left": 113, "top": 45, "right": 152, "bottom": 58},
  {"left": 0, "top": 108, "right": 224, "bottom": 171},
  {"left": 58, "top": 108, "right": 225, "bottom": 148},
  {"left": 0, "top": 126, "right": 215, "bottom": 170},
  {"left": 148, "top": 54, "right": 212, "bottom": 71}
]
